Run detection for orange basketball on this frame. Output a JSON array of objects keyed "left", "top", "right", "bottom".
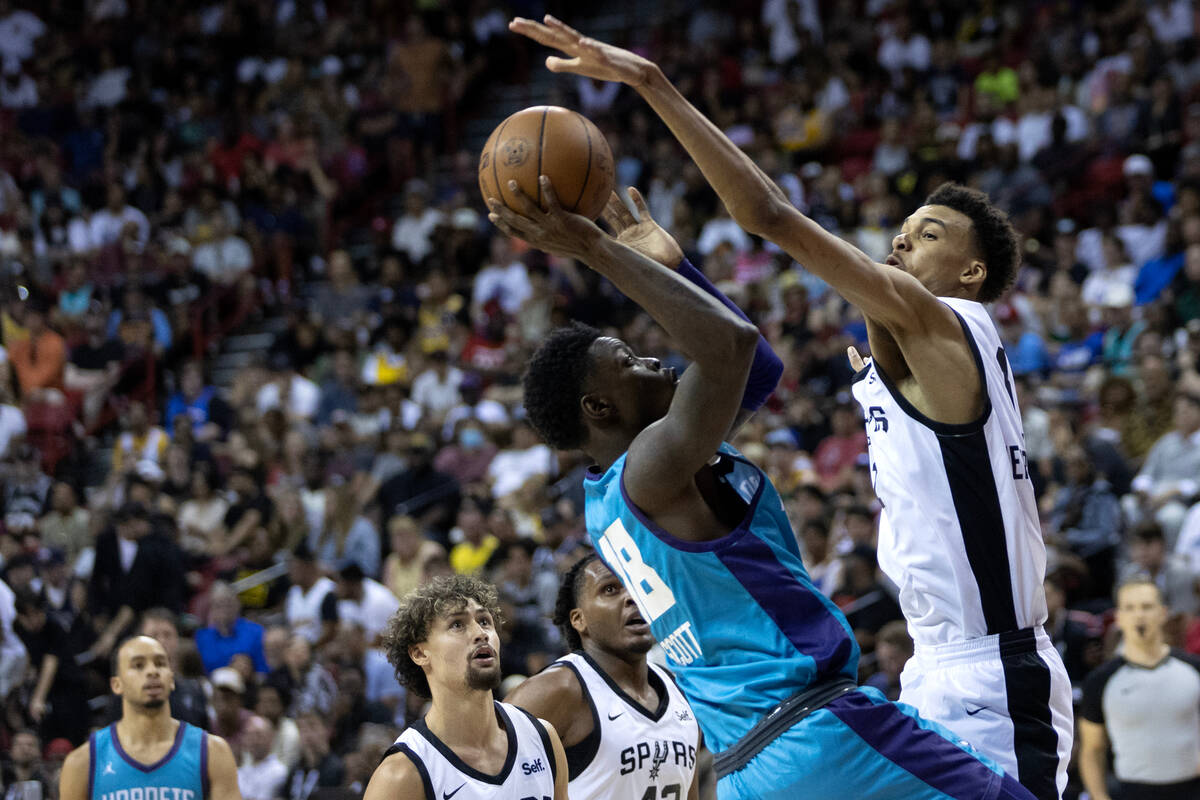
[{"left": 479, "top": 106, "right": 615, "bottom": 221}]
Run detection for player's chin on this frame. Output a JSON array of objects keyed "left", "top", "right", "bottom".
[
  {"left": 466, "top": 662, "right": 503, "bottom": 692},
  {"left": 623, "top": 631, "right": 656, "bottom": 654}
]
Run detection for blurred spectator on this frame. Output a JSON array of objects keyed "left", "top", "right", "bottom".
[
  {"left": 13, "top": 592, "right": 88, "bottom": 744},
  {"left": 312, "top": 483, "right": 379, "bottom": 578},
  {"left": 864, "top": 620, "right": 912, "bottom": 701},
  {"left": 283, "top": 711, "right": 344, "bottom": 800},
  {"left": 210, "top": 666, "right": 253, "bottom": 755},
  {"left": 254, "top": 682, "right": 301, "bottom": 771},
  {"left": 164, "top": 361, "right": 233, "bottom": 441},
  {"left": 380, "top": 515, "right": 444, "bottom": 601},
  {"left": 111, "top": 400, "right": 169, "bottom": 477},
  {"left": 334, "top": 562, "right": 399, "bottom": 644},
  {"left": 1125, "top": 391, "right": 1200, "bottom": 541},
  {"left": 195, "top": 581, "right": 268, "bottom": 675},
  {"left": 9, "top": 298, "right": 65, "bottom": 400},
  {"left": 1048, "top": 444, "right": 1122, "bottom": 596},
  {"left": 0, "top": 729, "right": 51, "bottom": 799},
  {"left": 238, "top": 715, "right": 288, "bottom": 800},
  {"left": 284, "top": 544, "right": 338, "bottom": 646},
  {"left": 813, "top": 402, "right": 868, "bottom": 492},
  {"left": 390, "top": 182, "right": 444, "bottom": 270},
  {"left": 1120, "top": 521, "right": 1200, "bottom": 619},
  {"left": 486, "top": 419, "right": 554, "bottom": 502},
  {"left": 449, "top": 497, "right": 498, "bottom": 575},
  {"left": 374, "top": 432, "right": 460, "bottom": 536},
  {"left": 192, "top": 212, "right": 254, "bottom": 287},
  {"left": 1043, "top": 575, "right": 1105, "bottom": 686}
]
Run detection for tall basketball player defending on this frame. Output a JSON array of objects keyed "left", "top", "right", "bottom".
[
  {"left": 59, "top": 636, "right": 241, "bottom": 800},
  {"left": 508, "top": 554, "right": 701, "bottom": 799},
  {"left": 508, "top": 16, "right": 1072, "bottom": 800},
  {"left": 492, "top": 165, "right": 1034, "bottom": 800}
]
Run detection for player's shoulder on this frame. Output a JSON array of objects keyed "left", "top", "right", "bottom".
[
  {"left": 1169, "top": 648, "right": 1200, "bottom": 675},
  {"left": 367, "top": 746, "right": 427, "bottom": 797},
  {"left": 506, "top": 661, "right": 586, "bottom": 714},
  {"left": 62, "top": 739, "right": 92, "bottom": 774}
]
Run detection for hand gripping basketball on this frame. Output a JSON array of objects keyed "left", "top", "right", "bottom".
[{"left": 487, "top": 176, "right": 606, "bottom": 262}]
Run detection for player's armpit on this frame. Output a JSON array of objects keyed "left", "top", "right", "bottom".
[
  {"left": 206, "top": 734, "right": 243, "bottom": 800},
  {"left": 505, "top": 666, "right": 591, "bottom": 747},
  {"left": 363, "top": 751, "right": 424, "bottom": 800},
  {"left": 57, "top": 743, "right": 90, "bottom": 800}
]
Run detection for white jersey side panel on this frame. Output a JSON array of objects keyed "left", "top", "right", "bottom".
[
  {"left": 553, "top": 652, "right": 699, "bottom": 800},
  {"left": 392, "top": 701, "right": 557, "bottom": 799},
  {"left": 850, "top": 297, "right": 1048, "bottom": 647}
]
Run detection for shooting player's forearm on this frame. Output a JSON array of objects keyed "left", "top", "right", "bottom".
[{"left": 587, "top": 238, "right": 758, "bottom": 366}]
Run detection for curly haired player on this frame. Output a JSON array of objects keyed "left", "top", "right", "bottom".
[{"left": 365, "top": 576, "right": 567, "bottom": 800}]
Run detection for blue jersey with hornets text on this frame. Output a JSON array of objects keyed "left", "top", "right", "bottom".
[
  {"left": 89, "top": 722, "right": 208, "bottom": 800},
  {"left": 583, "top": 443, "right": 859, "bottom": 753}
]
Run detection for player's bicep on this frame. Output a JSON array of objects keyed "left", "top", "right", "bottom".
[
  {"left": 206, "top": 734, "right": 243, "bottom": 800},
  {"left": 541, "top": 719, "right": 570, "bottom": 800},
  {"left": 58, "top": 745, "right": 90, "bottom": 800},
  {"left": 624, "top": 360, "right": 750, "bottom": 513}
]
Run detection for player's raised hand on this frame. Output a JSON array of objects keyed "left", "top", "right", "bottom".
[
  {"left": 602, "top": 187, "right": 684, "bottom": 269},
  {"left": 510, "top": 15, "right": 655, "bottom": 87},
  {"left": 487, "top": 176, "right": 606, "bottom": 262},
  {"left": 847, "top": 346, "right": 871, "bottom": 372}
]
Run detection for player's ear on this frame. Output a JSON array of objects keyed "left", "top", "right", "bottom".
[
  {"left": 580, "top": 392, "right": 614, "bottom": 423},
  {"left": 569, "top": 608, "right": 586, "bottom": 639},
  {"left": 961, "top": 258, "right": 986, "bottom": 290},
  {"left": 408, "top": 643, "right": 430, "bottom": 668},
  {"left": 110, "top": 676, "right": 123, "bottom": 696}
]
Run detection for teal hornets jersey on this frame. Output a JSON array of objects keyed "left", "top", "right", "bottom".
[
  {"left": 89, "top": 722, "right": 208, "bottom": 800},
  {"left": 583, "top": 442, "right": 859, "bottom": 753}
]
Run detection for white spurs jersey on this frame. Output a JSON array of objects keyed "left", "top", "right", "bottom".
[
  {"left": 387, "top": 701, "right": 557, "bottom": 800},
  {"left": 551, "top": 651, "right": 698, "bottom": 800},
  {"left": 850, "top": 297, "right": 1048, "bottom": 647}
]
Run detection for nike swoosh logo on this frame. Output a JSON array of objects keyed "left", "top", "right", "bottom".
[
  {"left": 443, "top": 784, "right": 466, "bottom": 800},
  {"left": 964, "top": 705, "right": 989, "bottom": 716},
  {"left": 608, "top": 711, "right": 623, "bottom": 720}
]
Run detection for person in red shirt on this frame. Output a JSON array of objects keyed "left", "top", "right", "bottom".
[{"left": 813, "top": 401, "right": 869, "bottom": 492}]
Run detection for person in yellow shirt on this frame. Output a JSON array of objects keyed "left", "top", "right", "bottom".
[
  {"left": 111, "top": 399, "right": 170, "bottom": 475},
  {"left": 448, "top": 497, "right": 498, "bottom": 574}
]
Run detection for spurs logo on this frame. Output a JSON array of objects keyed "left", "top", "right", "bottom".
[{"left": 647, "top": 742, "right": 669, "bottom": 781}]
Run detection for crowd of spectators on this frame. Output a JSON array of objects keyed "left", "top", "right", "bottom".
[{"left": 1, "top": 0, "right": 1200, "bottom": 798}]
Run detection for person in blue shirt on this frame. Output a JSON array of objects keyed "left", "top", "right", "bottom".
[
  {"left": 57, "top": 635, "right": 241, "bottom": 800},
  {"left": 195, "top": 581, "right": 269, "bottom": 674},
  {"left": 492, "top": 178, "right": 1034, "bottom": 798}
]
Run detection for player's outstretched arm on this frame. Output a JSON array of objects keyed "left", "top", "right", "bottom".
[
  {"left": 363, "top": 750, "right": 424, "bottom": 800},
  {"left": 541, "top": 720, "right": 570, "bottom": 800},
  {"left": 206, "top": 734, "right": 243, "bottom": 800},
  {"left": 510, "top": 15, "right": 953, "bottom": 337},
  {"left": 506, "top": 666, "right": 589, "bottom": 749},
  {"left": 489, "top": 179, "right": 758, "bottom": 511},
  {"left": 58, "top": 743, "right": 90, "bottom": 800}
]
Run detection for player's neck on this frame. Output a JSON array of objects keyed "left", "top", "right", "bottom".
[
  {"left": 426, "top": 688, "right": 500, "bottom": 751},
  {"left": 1124, "top": 638, "right": 1169, "bottom": 667},
  {"left": 117, "top": 706, "right": 179, "bottom": 748},
  {"left": 586, "top": 431, "right": 637, "bottom": 473},
  {"left": 585, "top": 642, "right": 651, "bottom": 696}
]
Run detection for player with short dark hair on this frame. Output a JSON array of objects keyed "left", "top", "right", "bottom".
[
  {"left": 58, "top": 635, "right": 241, "bottom": 800},
  {"left": 508, "top": 16, "right": 1071, "bottom": 799},
  {"left": 490, "top": 124, "right": 1033, "bottom": 800},
  {"left": 366, "top": 575, "right": 568, "bottom": 800},
  {"left": 508, "top": 554, "right": 701, "bottom": 799}
]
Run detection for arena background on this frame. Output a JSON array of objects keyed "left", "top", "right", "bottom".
[{"left": 1, "top": 0, "right": 1199, "bottom": 798}]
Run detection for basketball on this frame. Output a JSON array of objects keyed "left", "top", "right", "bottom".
[{"left": 479, "top": 106, "right": 615, "bottom": 221}]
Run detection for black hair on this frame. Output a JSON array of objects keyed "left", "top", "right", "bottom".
[
  {"left": 553, "top": 553, "right": 600, "bottom": 652},
  {"left": 13, "top": 591, "right": 45, "bottom": 616},
  {"left": 923, "top": 183, "right": 1020, "bottom": 303},
  {"left": 522, "top": 322, "right": 603, "bottom": 450},
  {"left": 1130, "top": 521, "right": 1165, "bottom": 543}
]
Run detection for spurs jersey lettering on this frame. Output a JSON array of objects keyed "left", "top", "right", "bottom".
[
  {"left": 386, "top": 702, "right": 556, "bottom": 800},
  {"left": 89, "top": 722, "right": 207, "bottom": 800},
  {"left": 549, "top": 652, "right": 698, "bottom": 800},
  {"left": 851, "top": 297, "right": 1048, "bottom": 646}
]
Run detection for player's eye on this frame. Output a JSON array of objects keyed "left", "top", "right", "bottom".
[
  {"left": 450, "top": 620, "right": 463, "bottom": 629},
  {"left": 923, "top": 232, "right": 936, "bottom": 240}
]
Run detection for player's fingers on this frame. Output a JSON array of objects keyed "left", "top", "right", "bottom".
[
  {"left": 627, "top": 186, "right": 651, "bottom": 220},
  {"left": 505, "top": 179, "right": 542, "bottom": 217},
  {"left": 600, "top": 193, "right": 625, "bottom": 232},
  {"left": 539, "top": 175, "right": 563, "bottom": 211},
  {"left": 847, "top": 346, "right": 865, "bottom": 371},
  {"left": 545, "top": 56, "right": 583, "bottom": 73},
  {"left": 543, "top": 14, "right": 585, "bottom": 40},
  {"left": 508, "top": 18, "right": 561, "bottom": 48},
  {"left": 486, "top": 198, "right": 535, "bottom": 235},
  {"left": 608, "top": 191, "right": 637, "bottom": 227}
]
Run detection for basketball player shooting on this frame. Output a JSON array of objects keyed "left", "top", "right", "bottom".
[
  {"left": 489, "top": 166, "right": 1036, "bottom": 800},
  {"left": 508, "top": 15, "right": 1072, "bottom": 800}
]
